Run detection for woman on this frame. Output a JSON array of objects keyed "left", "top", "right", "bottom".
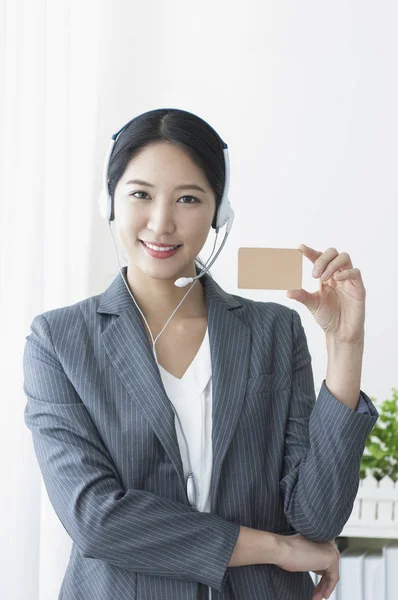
[{"left": 23, "top": 108, "right": 379, "bottom": 600}]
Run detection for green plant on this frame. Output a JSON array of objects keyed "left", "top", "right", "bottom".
[{"left": 360, "top": 387, "right": 398, "bottom": 482}]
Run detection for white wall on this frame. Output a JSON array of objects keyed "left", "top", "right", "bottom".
[{"left": 91, "top": 0, "right": 397, "bottom": 407}]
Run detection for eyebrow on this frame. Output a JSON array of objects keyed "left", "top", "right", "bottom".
[{"left": 125, "top": 179, "right": 207, "bottom": 193}]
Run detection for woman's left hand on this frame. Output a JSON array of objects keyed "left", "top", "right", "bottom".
[{"left": 286, "top": 244, "right": 366, "bottom": 344}]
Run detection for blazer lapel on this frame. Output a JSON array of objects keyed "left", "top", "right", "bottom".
[{"left": 97, "top": 265, "right": 252, "bottom": 510}]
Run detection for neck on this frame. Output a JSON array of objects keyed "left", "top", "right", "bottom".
[{"left": 125, "top": 263, "right": 207, "bottom": 324}]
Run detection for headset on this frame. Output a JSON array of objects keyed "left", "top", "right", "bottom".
[
  {"left": 98, "top": 109, "right": 234, "bottom": 517},
  {"left": 98, "top": 108, "right": 235, "bottom": 285}
]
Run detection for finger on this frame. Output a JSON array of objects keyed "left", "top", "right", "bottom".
[
  {"left": 333, "top": 267, "right": 364, "bottom": 286},
  {"left": 312, "top": 564, "right": 340, "bottom": 600},
  {"left": 322, "top": 575, "right": 339, "bottom": 599},
  {"left": 323, "top": 566, "right": 340, "bottom": 598},
  {"left": 285, "top": 287, "right": 320, "bottom": 313},
  {"left": 300, "top": 245, "right": 344, "bottom": 279},
  {"left": 298, "top": 244, "right": 323, "bottom": 266},
  {"left": 312, "top": 581, "right": 328, "bottom": 600},
  {"left": 312, "top": 573, "right": 330, "bottom": 599},
  {"left": 319, "top": 252, "right": 353, "bottom": 281},
  {"left": 311, "top": 247, "right": 340, "bottom": 277},
  {"left": 311, "top": 583, "right": 325, "bottom": 600}
]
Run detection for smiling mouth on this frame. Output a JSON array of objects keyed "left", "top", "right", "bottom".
[{"left": 140, "top": 240, "right": 182, "bottom": 249}]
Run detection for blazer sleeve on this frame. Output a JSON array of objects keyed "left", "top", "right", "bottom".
[
  {"left": 356, "top": 395, "right": 371, "bottom": 413},
  {"left": 279, "top": 309, "right": 379, "bottom": 543},
  {"left": 23, "top": 314, "right": 240, "bottom": 593}
]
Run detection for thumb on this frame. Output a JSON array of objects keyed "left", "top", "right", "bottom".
[{"left": 286, "top": 289, "right": 318, "bottom": 312}]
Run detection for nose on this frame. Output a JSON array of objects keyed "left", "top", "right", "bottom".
[{"left": 147, "top": 202, "right": 176, "bottom": 235}]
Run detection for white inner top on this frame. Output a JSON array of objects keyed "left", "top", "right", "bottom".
[{"left": 158, "top": 326, "right": 213, "bottom": 513}]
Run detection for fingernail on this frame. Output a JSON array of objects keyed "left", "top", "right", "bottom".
[{"left": 313, "top": 267, "right": 321, "bottom": 277}]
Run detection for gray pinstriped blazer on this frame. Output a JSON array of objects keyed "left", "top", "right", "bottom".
[{"left": 23, "top": 264, "right": 379, "bottom": 600}]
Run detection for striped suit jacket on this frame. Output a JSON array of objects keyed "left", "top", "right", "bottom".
[{"left": 23, "top": 264, "right": 379, "bottom": 600}]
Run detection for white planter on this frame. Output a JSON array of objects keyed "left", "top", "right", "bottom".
[{"left": 340, "top": 476, "right": 398, "bottom": 538}]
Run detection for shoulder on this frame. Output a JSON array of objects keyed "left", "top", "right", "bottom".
[
  {"left": 26, "top": 292, "right": 103, "bottom": 344},
  {"left": 229, "top": 292, "right": 302, "bottom": 332}
]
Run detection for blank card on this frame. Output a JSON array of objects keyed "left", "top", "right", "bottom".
[{"left": 237, "top": 247, "right": 303, "bottom": 290}]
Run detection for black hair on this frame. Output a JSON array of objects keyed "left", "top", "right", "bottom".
[{"left": 107, "top": 108, "right": 227, "bottom": 276}]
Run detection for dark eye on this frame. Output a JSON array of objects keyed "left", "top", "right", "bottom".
[
  {"left": 130, "top": 191, "right": 199, "bottom": 204},
  {"left": 179, "top": 196, "right": 199, "bottom": 204}
]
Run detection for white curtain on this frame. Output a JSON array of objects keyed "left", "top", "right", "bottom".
[{"left": 0, "top": 2, "right": 102, "bottom": 598}]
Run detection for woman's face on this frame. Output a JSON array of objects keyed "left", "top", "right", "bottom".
[{"left": 113, "top": 141, "right": 217, "bottom": 281}]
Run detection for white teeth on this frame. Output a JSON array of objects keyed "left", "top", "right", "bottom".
[{"left": 143, "top": 242, "right": 179, "bottom": 252}]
